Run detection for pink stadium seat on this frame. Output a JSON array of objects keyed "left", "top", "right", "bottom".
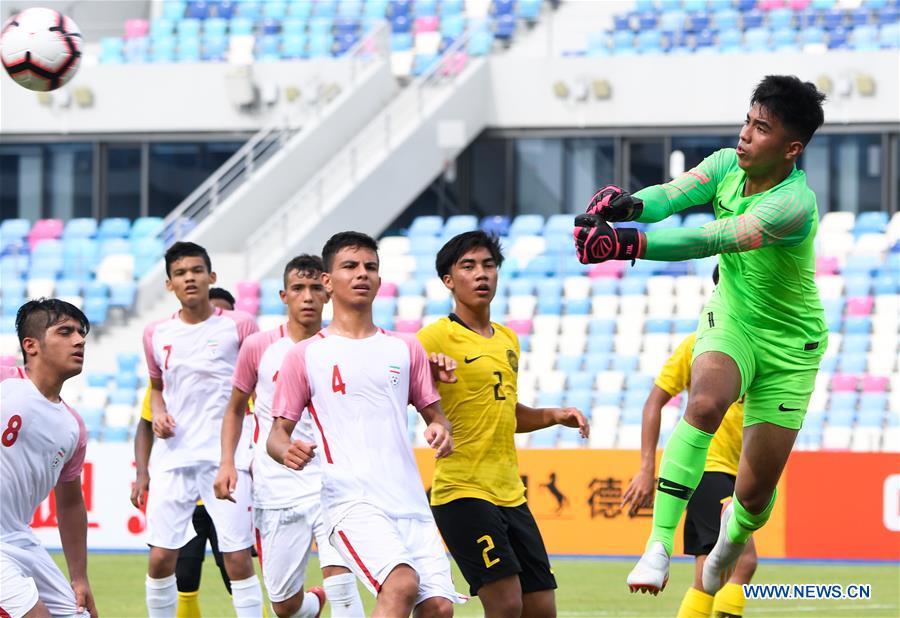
[
  {"left": 124, "top": 18, "right": 150, "bottom": 39},
  {"left": 414, "top": 16, "right": 439, "bottom": 33},
  {"left": 441, "top": 51, "right": 468, "bottom": 76},
  {"left": 758, "top": 0, "right": 785, "bottom": 9},
  {"left": 236, "top": 281, "right": 260, "bottom": 299},
  {"left": 0, "top": 355, "right": 17, "bottom": 367},
  {"left": 816, "top": 256, "right": 839, "bottom": 275},
  {"left": 845, "top": 297, "right": 873, "bottom": 316},
  {"left": 830, "top": 373, "right": 859, "bottom": 392},
  {"left": 395, "top": 319, "right": 422, "bottom": 333},
  {"left": 588, "top": 262, "right": 625, "bottom": 278},
  {"left": 27, "top": 219, "right": 64, "bottom": 249},
  {"left": 788, "top": 0, "right": 810, "bottom": 9},
  {"left": 377, "top": 282, "right": 398, "bottom": 297},
  {"left": 235, "top": 297, "right": 259, "bottom": 315},
  {"left": 861, "top": 376, "right": 889, "bottom": 392},
  {"left": 506, "top": 319, "right": 533, "bottom": 335}
]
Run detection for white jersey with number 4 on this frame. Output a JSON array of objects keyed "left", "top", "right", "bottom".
[
  {"left": 1, "top": 369, "right": 87, "bottom": 546},
  {"left": 232, "top": 325, "right": 321, "bottom": 509},
  {"left": 143, "top": 307, "right": 258, "bottom": 472},
  {"left": 272, "top": 328, "right": 439, "bottom": 526}
]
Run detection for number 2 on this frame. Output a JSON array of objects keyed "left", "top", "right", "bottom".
[
  {"left": 477, "top": 535, "right": 500, "bottom": 568},
  {"left": 332, "top": 365, "right": 346, "bottom": 395},
  {"left": 163, "top": 345, "right": 172, "bottom": 370},
  {"left": 492, "top": 372, "right": 506, "bottom": 401},
  {"left": 2, "top": 415, "right": 23, "bottom": 447}
]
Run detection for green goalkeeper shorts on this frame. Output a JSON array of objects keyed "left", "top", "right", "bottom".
[{"left": 691, "top": 304, "right": 826, "bottom": 430}]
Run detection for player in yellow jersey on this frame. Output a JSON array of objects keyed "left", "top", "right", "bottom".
[
  {"left": 417, "top": 231, "right": 589, "bottom": 618},
  {"left": 622, "top": 268, "right": 757, "bottom": 618},
  {"left": 131, "top": 288, "right": 238, "bottom": 618}
]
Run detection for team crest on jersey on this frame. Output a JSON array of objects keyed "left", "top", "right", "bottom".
[
  {"left": 50, "top": 447, "right": 66, "bottom": 470},
  {"left": 507, "top": 350, "right": 519, "bottom": 372},
  {"left": 388, "top": 365, "right": 401, "bottom": 386},
  {"left": 206, "top": 339, "right": 220, "bottom": 357}
]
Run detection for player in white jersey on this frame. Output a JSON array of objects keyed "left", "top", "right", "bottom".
[
  {"left": 214, "top": 255, "right": 364, "bottom": 618},
  {"left": 142, "top": 242, "right": 262, "bottom": 618},
  {"left": 0, "top": 299, "right": 97, "bottom": 618},
  {"left": 270, "top": 232, "right": 463, "bottom": 618}
]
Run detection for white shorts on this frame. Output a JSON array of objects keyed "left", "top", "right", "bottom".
[
  {"left": 330, "top": 503, "right": 463, "bottom": 607},
  {"left": 147, "top": 464, "right": 254, "bottom": 553},
  {"left": 254, "top": 502, "right": 348, "bottom": 602},
  {"left": 0, "top": 542, "right": 89, "bottom": 618}
]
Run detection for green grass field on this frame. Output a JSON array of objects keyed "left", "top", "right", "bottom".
[{"left": 53, "top": 553, "right": 898, "bottom": 617}]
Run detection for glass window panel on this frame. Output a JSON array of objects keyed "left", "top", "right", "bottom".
[
  {"left": 470, "top": 138, "right": 509, "bottom": 217},
  {"left": 46, "top": 143, "right": 93, "bottom": 220},
  {"left": 627, "top": 140, "right": 665, "bottom": 192},
  {"left": 105, "top": 145, "right": 142, "bottom": 219},
  {"left": 564, "top": 138, "right": 615, "bottom": 213},
  {"left": 515, "top": 138, "right": 563, "bottom": 217}
]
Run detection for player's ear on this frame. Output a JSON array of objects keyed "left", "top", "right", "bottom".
[
  {"left": 441, "top": 273, "right": 454, "bottom": 292},
  {"left": 279, "top": 289, "right": 287, "bottom": 303},
  {"left": 21, "top": 335, "right": 40, "bottom": 358},
  {"left": 785, "top": 139, "right": 803, "bottom": 162},
  {"left": 321, "top": 272, "right": 333, "bottom": 295},
  {"left": 209, "top": 271, "right": 217, "bottom": 285},
  {"left": 164, "top": 278, "right": 174, "bottom": 292}
]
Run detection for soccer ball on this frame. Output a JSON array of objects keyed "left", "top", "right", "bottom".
[{"left": 1, "top": 7, "right": 82, "bottom": 92}]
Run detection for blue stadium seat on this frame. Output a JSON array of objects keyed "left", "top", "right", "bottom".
[
  {"left": 564, "top": 298, "right": 590, "bottom": 315},
  {"left": 177, "top": 18, "right": 202, "bottom": 37},
  {"left": 844, "top": 275, "right": 871, "bottom": 296},
  {"left": 409, "top": 216, "right": 443, "bottom": 236},
  {"left": 659, "top": 10, "right": 686, "bottom": 31},
  {"left": 637, "top": 11, "right": 657, "bottom": 30},
  {"left": 537, "top": 295, "right": 563, "bottom": 315},
  {"left": 743, "top": 27, "right": 770, "bottom": 51},
  {"left": 768, "top": 7, "right": 794, "bottom": 29},
  {"left": 443, "top": 215, "right": 478, "bottom": 238},
  {"left": 800, "top": 25, "right": 826, "bottom": 45},
  {"left": 63, "top": 218, "right": 97, "bottom": 240},
  {"left": 425, "top": 298, "right": 451, "bottom": 315},
  {"left": 877, "top": 7, "right": 899, "bottom": 27},
  {"left": 152, "top": 36, "right": 177, "bottom": 62},
  {"left": 850, "top": 24, "right": 880, "bottom": 50},
  {"left": 612, "top": 30, "right": 636, "bottom": 54},
  {"left": 637, "top": 29, "right": 664, "bottom": 53},
  {"left": 683, "top": 212, "right": 715, "bottom": 227},
  {"left": 838, "top": 353, "right": 867, "bottom": 374},
  {"left": 594, "top": 392, "right": 620, "bottom": 407},
  {"left": 84, "top": 297, "right": 109, "bottom": 327},
  {"left": 620, "top": 407, "right": 643, "bottom": 425},
  {"left": 674, "top": 318, "right": 696, "bottom": 333},
  {"left": 314, "top": 0, "right": 338, "bottom": 17},
  {"left": 509, "top": 215, "right": 544, "bottom": 238},
  {"left": 163, "top": 1, "right": 187, "bottom": 21},
  {"left": 557, "top": 355, "right": 582, "bottom": 374},
  {"left": 186, "top": 1, "right": 211, "bottom": 20},
  {"left": 479, "top": 216, "right": 510, "bottom": 237},
  {"left": 687, "top": 11, "right": 710, "bottom": 32},
  {"left": 859, "top": 393, "right": 888, "bottom": 414},
  {"left": 177, "top": 37, "right": 202, "bottom": 61},
  {"left": 98, "top": 37, "right": 123, "bottom": 63},
  {"left": 398, "top": 279, "right": 425, "bottom": 296},
  {"left": 741, "top": 9, "right": 764, "bottom": 30},
  {"left": 204, "top": 17, "right": 228, "bottom": 37},
  {"left": 828, "top": 26, "right": 851, "bottom": 49},
  {"left": 842, "top": 334, "right": 869, "bottom": 354},
  {"left": 309, "top": 32, "right": 335, "bottom": 56},
  {"left": 262, "top": 0, "right": 287, "bottom": 19},
  {"left": 237, "top": 0, "right": 261, "bottom": 19},
  {"left": 125, "top": 37, "right": 150, "bottom": 63},
  {"left": 772, "top": 27, "right": 799, "bottom": 50},
  {"left": 714, "top": 8, "right": 739, "bottom": 30},
  {"left": 203, "top": 33, "right": 229, "bottom": 60},
  {"left": 568, "top": 371, "right": 593, "bottom": 390},
  {"left": 844, "top": 254, "right": 880, "bottom": 276},
  {"left": 590, "top": 279, "right": 617, "bottom": 296},
  {"left": 645, "top": 318, "right": 672, "bottom": 334},
  {"left": 586, "top": 32, "right": 610, "bottom": 56},
  {"left": 260, "top": 295, "right": 285, "bottom": 315},
  {"left": 110, "top": 282, "right": 138, "bottom": 309},
  {"left": 619, "top": 277, "right": 647, "bottom": 295},
  {"left": 494, "top": 14, "right": 517, "bottom": 40},
  {"left": 81, "top": 408, "right": 105, "bottom": 437},
  {"left": 588, "top": 319, "right": 616, "bottom": 336},
  {"left": 873, "top": 274, "right": 899, "bottom": 294},
  {"left": 536, "top": 278, "right": 563, "bottom": 298},
  {"left": 468, "top": 29, "right": 495, "bottom": 55},
  {"left": 628, "top": 374, "right": 655, "bottom": 392},
  {"left": 84, "top": 281, "right": 109, "bottom": 299},
  {"left": 116, "top": 372, "right": 139, "bottom": 390},
  {"left": 611, "top": 356, "right": 639, "bottom": 372},
  {"left": 855, "top": 211, "right": 888, "bottom": 234},
  {"left": 849, "top": 6, "right": 871, "bottom": 26},
  {"left": 102, "top": 427, "right": 131, "bottom": 442},
  {"left": 259, "top": 16, "right": 282, "bottom": 34},
  {"left": 529, "top": 426, "right": 559, "bottom": 447},
  {"left": 587, "top": 334, "right": 613, "bottom": 354},
  {"left": 229, "top": 16, "right": 254, "bottom": 35},
  {"left": 217, "top": 1, "right": 236, "bottom": 19},
  {"left": 257, "top": 34, "right": 282, "bottom": 60}
]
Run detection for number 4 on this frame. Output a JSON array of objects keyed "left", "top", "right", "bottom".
[{"left": 332, "top": 365, "right": 346, "bottom": 395}]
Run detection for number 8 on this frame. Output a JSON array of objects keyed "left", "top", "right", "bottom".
[{"left": 2, "top": 415, "right": 23, "bottom": 447}]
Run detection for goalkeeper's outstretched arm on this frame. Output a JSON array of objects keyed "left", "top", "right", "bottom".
[{"left": 643, "top": 191, "right": 812, "bottom": 261}]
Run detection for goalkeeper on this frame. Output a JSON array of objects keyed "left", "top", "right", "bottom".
[{"left": 573, "top": 75, "right": 828, "bottom": 596}]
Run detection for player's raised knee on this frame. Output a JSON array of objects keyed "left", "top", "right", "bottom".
[
  {"left": 381, "top": 564, "right": 420, "bottom": 602},
  {"left": 414, "top": 597, "right": 454, "bottom": 618},
  {"left": 684, "top": 394, "right": 730, "bottom": 431}
]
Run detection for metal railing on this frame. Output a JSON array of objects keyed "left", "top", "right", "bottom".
[
  {"left": 244, "top": 28, "right": 479, "bottom": 275},
  {"left": 159, "top": 21, "right": 391, "bottom": 243}
]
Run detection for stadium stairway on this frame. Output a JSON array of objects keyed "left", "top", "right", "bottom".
[
  {"left": 241, "top": 33, "right": 491, "bottom": 281},
  {"left": 136, "top": 23, "right": 397, "bottom": 306}
]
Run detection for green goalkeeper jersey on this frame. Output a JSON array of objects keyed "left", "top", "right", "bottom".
[{"left": 633, "top": 148, "right": 827, "bottom": 352}]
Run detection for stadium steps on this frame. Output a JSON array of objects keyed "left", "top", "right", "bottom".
[
  {"left": 241, "top": 44, "right": 490, "bottom": 282},
  {"left": 135, "top": 24, "right": 398, "bottom": 307}
]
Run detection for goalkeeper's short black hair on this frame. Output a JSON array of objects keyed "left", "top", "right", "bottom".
[
  {"left": 322, "top": 231, "right": 379, "bottom": 272},
  {"left": 751, "top": 75, "right": 825, "bottom": 146},
  {"left": 16, "top": 298, "right": 90, "bottom": 362},
  {"left": 435, "top": 231, "right": 504, "bottom": 279}
]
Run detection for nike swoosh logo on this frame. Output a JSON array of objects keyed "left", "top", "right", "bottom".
[
  {"left": 717, "top": 201, "right": 733, "bottom": 213},
  {"left": 464, "top": 356, "right": 484, "bottom": 364},
  {"left": 778, "top": 404, "right": 801, "bottom": 412}
]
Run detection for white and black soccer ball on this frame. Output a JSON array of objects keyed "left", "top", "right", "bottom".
[{"left": 1, "top": 7, "right": 82, "bottom": 92}]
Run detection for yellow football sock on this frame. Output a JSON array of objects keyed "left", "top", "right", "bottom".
[
  {"left": 677, "top": 586, "right": 714, "bottom": 618},
  {"left": 176, "top": 590, "right": 201, "bottom": 618},
  {"left": 713, "top": 582, "right": 746, "bottom": 617}
]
